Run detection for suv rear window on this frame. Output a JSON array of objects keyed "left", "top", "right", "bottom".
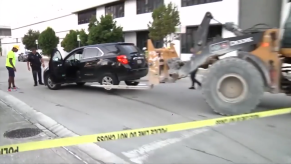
[
  {"left": 103, "top": 45, "right": 118, "bottom": 53},
  {"left": 117, "top": 44, "right": 142, "bottom": 54}
]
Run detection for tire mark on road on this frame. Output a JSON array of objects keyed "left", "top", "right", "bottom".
[
  {"left": 113, "top": 93, "right": 194, "bottom": 121},
  {"left": 53, "top": 103, "right": 89, "bottom": 115},
  {"left": 186, "top": 146, "right": 233, "bottom": 162}
]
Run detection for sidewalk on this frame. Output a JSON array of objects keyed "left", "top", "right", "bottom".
[{"left": 0, "top": 100, "right": 97, "bottom": 164}]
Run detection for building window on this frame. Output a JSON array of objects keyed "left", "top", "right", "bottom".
[
  {"left": 78, "top": 8, "right": 96, "bottom": 25},
  {"left": 105, "top": 2, "right": 124, "bottom": 18},
  {"left": 136, "top": 0, "right": 164, "bottom": 14},
  {"left": 180, "top": 25, "right": 222, "bottom": 53},
  {"left": 181, "top": 0, "right": 222, "bottom": 7},
  {"left": 136, "top": 31, "right": 163, "bottom": 51},
  {"left": 0, "top": 28, "right": 11, "bottom": 36}
]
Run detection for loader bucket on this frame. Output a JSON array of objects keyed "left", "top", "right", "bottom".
[{"left": 146, "top": 39, "right": 179, "bottom": 84}]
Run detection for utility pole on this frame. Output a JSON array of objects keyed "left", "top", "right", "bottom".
[
  {"left": 0, "top": 38, "right": 2, "bottom": 56},
  {"left": 35, "top": 40, "right": 38, "bottom": 49},
  {"left": 77, "top": 34, "right": 80, "bottom": 47}
]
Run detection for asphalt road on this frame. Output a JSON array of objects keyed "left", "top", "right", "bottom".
[{"left": 1, "top": 57, "right": 291, "bottom": 163}]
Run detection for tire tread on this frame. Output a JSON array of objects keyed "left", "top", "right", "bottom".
[{"left": 201, "top": 57, "right": 264, "bottom": 116}]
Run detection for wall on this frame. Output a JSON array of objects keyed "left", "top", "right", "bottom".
[
  {"left": 1, "top": 38, "right": 24, "bottom": 57},
  {"left": 170, "top": 0, "right": 240, "bottom": 60},
  {"left": 124, "top": 32, "right": 137, "bottom": 45},
  {"left": 115, "top": 0, "right": 152, "bottom": 32},
  {"left": 239, "top": 0, "right": 282, "bottom": 30},
  {"left": 116, "top": 0, "right": 239, "bottom": 60},
  {"left": 12, "top": 14, "right": 78, "bottom": 39},
  {"left": 2, "top": 0, "right": 239, "bottom": 60},
  {"left": 11, "top": 0, "right": 119, "bottom": 28},
  {"left": 2, "top": 14, "right": 79, "bottom": 57}
]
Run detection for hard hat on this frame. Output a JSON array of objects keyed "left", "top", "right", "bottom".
[{"left": 13, "top": 45, "right": 20, "bottom": 50}]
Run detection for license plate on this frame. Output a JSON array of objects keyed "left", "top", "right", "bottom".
[{"left": 137, "top": 60, "right": 142, "bottom": 64}]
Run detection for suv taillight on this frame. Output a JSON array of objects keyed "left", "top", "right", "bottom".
[{"left": 117, "top": 55, "right": 128, "bottom": 64}]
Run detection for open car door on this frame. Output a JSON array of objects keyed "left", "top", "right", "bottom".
[
  {"left": 280, "top": 0, "right": 291, "bottom": 57},
  {"left": 49, "top": 49, "right": 65, "bottom": 84}
]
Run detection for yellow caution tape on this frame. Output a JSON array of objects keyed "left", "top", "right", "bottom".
[{"left": 1, "top": 108, "right": 291, "bottom": 155}]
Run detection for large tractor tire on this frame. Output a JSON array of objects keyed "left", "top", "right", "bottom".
[{"left": 201, "top": 57, "right": 264, "bottom": 116}]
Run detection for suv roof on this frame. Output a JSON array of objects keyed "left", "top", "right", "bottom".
[
  {"left": 67, "top": 42, "right": 135, "bottom": 54},
  {"left": 88, "top": 42, "right": 133, "bottom": 47}
]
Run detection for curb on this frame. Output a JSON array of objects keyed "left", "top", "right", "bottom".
[{"left": 0, "top": 90, "right": 129, "bottom": 164}]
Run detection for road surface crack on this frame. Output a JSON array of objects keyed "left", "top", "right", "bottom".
[
  {"left": 55, "top": 104, "right": 89, "bottom": 115},
  {"left": 211, "top": 128, "right": 273, "bottom": 162},
  {"left": 186, "top": 146, "right": 233, "bottom": 162}
]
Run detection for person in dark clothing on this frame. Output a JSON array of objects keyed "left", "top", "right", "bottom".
[
  {"left": 158, "top": 52, "right": 166, "bottom": 83},
  {"left": 27, "top": 47, "right": 45, "bottom": 86},
  {"left": 189, "top": 69, "right": 201, "bottom": 89},
  {"left": 189, "top": 48, "right": 201, "bottom": 89}
]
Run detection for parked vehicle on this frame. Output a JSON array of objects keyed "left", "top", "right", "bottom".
[
  {"left": 44, "top": 43, "right": 148, "bottom": 90},
  {"left": 18, "top": 52, "right": 30, "bottom": 62}
]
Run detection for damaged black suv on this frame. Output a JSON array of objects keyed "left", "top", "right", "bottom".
[{"left": 44, "top": 43, "right": 148, "bottom": 90}]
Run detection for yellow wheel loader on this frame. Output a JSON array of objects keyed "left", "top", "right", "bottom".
[{"left": 148, "top": 3, "right": 291, "bottom": 116}]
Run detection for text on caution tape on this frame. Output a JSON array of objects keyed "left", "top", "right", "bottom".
[{"left": 97, "top": 128, "right": 167, "bottom": 141}]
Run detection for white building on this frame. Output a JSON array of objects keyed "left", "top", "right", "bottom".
[{"left": 0, "top": 0, "right": 290, "bottom": 60}]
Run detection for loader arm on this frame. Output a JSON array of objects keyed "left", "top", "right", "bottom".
[
  {"left": 167, "top": 12, "right": 262, "bottom": 80},
  {"left": 168, "top": 33, "right": 263, "bottom": 79},
  {"left": 192, "top": 12, "right": 213, "bottom": 54}
]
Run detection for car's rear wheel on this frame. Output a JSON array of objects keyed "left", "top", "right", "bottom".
[
  {"left": 125, "top": 81, "right": 140, "bottom": 86},
  {"left": 99, "top": 73, "right": 120, "bottom": 91},
  {"left": 76, "top": 82, "right": 86, "bottom": 86},
  {"left": 45, "top": 75, "right": 61, "bottom": 90}
]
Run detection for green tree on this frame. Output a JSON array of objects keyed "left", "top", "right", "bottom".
[
  {"left": 61, "top": 29, "right": 89, "bottom": 52},
  {"left": 87, "top": 14, "right": 123, "bottom": 45},
  {"left": 79, "top": 29, "right": 88, "bottom": 46},
  {"left": 22, "top": 29, "right": 40, "bottom": 50},
  {"left": 38, "top": 27, "right": 59, "bottom": 56},
  {"left": 61, "top": 30, "right": 78, "bottom": 52},
  {"left": 148, "top": 2, "right": 180, "bottom": 45},
  {"left": 88, "top": 15, "right": 97, "bottom": 31}
]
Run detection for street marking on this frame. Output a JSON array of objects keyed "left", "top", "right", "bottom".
[{"left": 122, "top": 128, "right": 209, "bottom": 164}]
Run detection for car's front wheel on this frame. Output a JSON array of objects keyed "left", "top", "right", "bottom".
[
  {"left": 45, "top": 75, "right": 61, "bottom": 90},
  {"left": 125, "top": 81, "right": 139, "bottom": 86},
  {"left": 99, "top": 73, "right": 120, "bottom": 91}
]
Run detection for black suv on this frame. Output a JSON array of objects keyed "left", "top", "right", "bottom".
[{"left": 44, "top": 43, "right": 148, "bottom": 90}]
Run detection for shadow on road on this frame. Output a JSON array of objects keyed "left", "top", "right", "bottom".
[
  {"left": 60, "top": 84, "right": 291, "bottom": 115},
  {"left": 258, "top": 94, "right": 291, "bottom": 111}
]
